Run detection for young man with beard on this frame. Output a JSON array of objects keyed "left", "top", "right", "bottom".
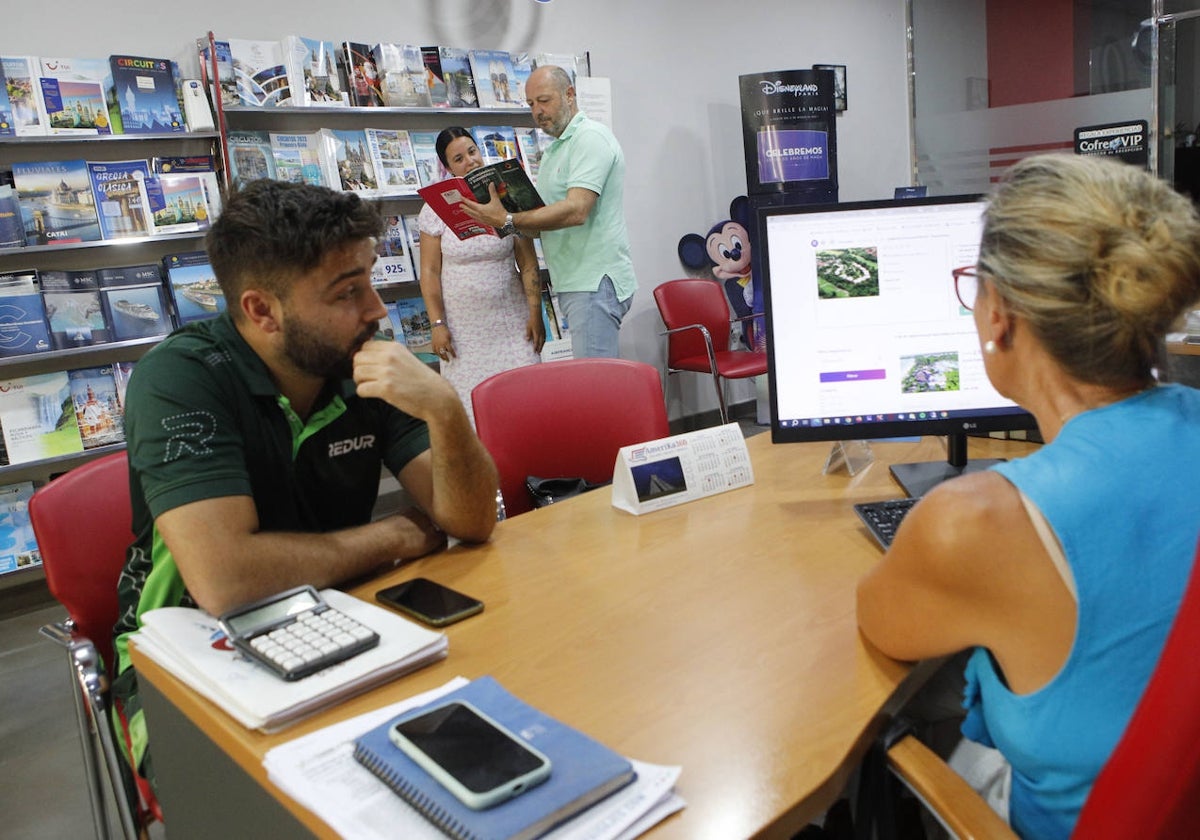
[{"left": 111, "top": 180, "right": 498, "bottom": 787}]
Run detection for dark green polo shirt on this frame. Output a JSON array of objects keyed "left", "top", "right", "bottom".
[{"left": 113, "top": 314, "right": 429, "bottom": 677}]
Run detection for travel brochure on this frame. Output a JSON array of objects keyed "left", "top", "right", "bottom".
[
  {"left": 6, "top": 155, "right": 219, "bottom": 249},
  {"left": 417, "top": 157, "right": 544, "bottom": 241},
  {"left": 0, "top": 52, "right": 214, "bottom": 136},
  {"left": 0, "top": 481, "right": 40, "bottom": 575}
]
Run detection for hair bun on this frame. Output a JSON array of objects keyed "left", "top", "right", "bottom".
[{"left": 981, "top": 153, "right": 1200, "bottom": 387}]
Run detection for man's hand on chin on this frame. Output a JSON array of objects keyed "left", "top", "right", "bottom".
[{"left": 352, "top": 340, "right": 458, "bottom": 420}]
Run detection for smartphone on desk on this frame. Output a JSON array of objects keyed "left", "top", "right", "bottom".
[
  {"left": 376, "top": 577, "right": 484, "bottom": 627},
  {"left": 389, "top": 699, "right": 552, "bottom": 810}
]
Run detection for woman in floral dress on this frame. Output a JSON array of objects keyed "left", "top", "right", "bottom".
[{"left": 417, "top": 127, "right": 544, "bottom": 425}]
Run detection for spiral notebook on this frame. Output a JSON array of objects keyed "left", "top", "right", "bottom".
[{"left": 352, "top": 676, "right": 635, "bottom": 840}]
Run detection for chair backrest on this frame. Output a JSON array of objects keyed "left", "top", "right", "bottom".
[
  {"left": 472, "top": 359, "right": 670, "bottom": 517},
  {"left": 30, "top": 451, "right": 134, "bottom": 672},
  {"left": 653, "top": 279, "right": 733, "bottom": 366},
  {"left": 1071, "top": 536, "right": 1200, "bottom": 838}
]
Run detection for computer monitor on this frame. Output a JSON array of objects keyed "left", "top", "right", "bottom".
[{"left": 758, "top": 194, "right": 1038, "bottom": 497}]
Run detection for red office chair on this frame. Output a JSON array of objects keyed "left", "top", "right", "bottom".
[
  {"left": 32, "top": 451, "right": 158, "bottom": 840},
  {"left": 472, "top": 359, "right": 670, "bottom": 517},
  {"left": 1069, "top": 535, "right": 1200, "bottom": 838},
  {"left": 653, "top": 278, "right": 767, "bottom": 425},
  {"left": 885, "top": 535, "right": 1200, "bottom": 839}
]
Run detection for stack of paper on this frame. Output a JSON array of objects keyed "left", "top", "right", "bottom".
[
  {"left": 263, "top": 678, "right": 685, "bottom": 840},
  {"left": 132, "top": 589, "right": 448, "bottom": 732}
]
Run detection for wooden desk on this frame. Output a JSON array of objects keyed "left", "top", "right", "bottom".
[
  {"left": 1167, "top": 339, "right": 1200, "bottom": 357},
  {"left": 131, "top": 433, "right": 1035, "bottom": 839}
]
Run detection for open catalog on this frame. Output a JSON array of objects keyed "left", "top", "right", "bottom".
[
  {"left": 130, "top": 588, "right": 448, "bottom": 732},
  {"left": 418, "top": 158, "right": 543, "bottom": 240}
]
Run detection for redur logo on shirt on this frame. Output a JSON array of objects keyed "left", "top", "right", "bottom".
[{"left": 329, "top": 435, "right": 376, "bottom": 457}]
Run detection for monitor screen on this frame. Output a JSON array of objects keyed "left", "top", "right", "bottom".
[{"left": 758, "top": 195, "right": 1038, "bottom": 494}]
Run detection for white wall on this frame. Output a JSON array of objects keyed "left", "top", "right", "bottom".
[
  {"left": 3, "top": 0, "right": 912, "bottom": 420},
  {"left": 911, "top": 0, "right": 988, "bottom": 118}
]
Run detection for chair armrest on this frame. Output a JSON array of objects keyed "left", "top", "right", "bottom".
[
  {"left": 660, "top": 322, "right": 712, "bottom": 340},
  {"left": 40, "top": 620, "right": 110, "bottom": 698},
  {"left": 660, "top": 323, "right": 718, "bottom": 358},
  {"left": 887, "top": 734, "right": 1017, "bottom": 840}
]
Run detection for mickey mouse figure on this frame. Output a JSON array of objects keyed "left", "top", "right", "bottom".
[{"left": 677, "top": 196, "right": 762, "bottom": 350}]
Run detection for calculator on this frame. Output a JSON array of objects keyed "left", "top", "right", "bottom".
[{"left": 217, "top": 585, "right": 380, "bottom": 681}]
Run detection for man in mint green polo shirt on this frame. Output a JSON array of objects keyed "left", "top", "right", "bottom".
[
  {"left": 462, "top": 64, "right": 636, "bottom": 358},
  {"left": 111, "top": 180, "right": 498, "bottom": 791}
]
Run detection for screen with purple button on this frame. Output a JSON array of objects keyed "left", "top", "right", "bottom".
[{"left": 758, "top": 195, "right": 1037, "bottom": 497}]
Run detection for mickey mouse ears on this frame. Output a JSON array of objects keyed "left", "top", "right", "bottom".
[{"left": 676, "top": 196, "right": 753, "bottom": 269}]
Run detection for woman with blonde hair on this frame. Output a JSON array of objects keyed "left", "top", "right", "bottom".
[{"left": 857, "top": 153, "right": 1200, "bottom": 839}]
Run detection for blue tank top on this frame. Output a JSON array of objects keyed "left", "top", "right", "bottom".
[{"left": 961, "top": 383, "right": 1200, "bottom": 839}]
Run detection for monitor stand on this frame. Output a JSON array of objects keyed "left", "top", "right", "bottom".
[
  {"left": 888, "top": 433, "right": 1004, "bottom": 498},
  {"left": 824, "top": 439, "right": 874, "bottom": 477}
]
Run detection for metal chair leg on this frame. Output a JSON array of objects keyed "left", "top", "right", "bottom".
[
  {"left": 659, "top": 363, "right": 672, "bottom": 420},
  {"left": 42, "top": 623, "right": 141, "bottom": 840},
  {"left": 69, "top": 650, "right": 114, "bottom": 840},
  {"left": 710, "top": 368, "right": 729, "bottom": 425}
]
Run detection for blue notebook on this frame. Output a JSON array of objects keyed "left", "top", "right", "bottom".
[{"left": 353, "top": 676, "right": 635, "bottom": 840}]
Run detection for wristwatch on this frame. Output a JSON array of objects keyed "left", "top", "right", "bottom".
[{"left": 499, "top": 213, "right": 516, "bottom": 237}]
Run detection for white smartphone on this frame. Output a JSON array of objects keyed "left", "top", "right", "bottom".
[{"left": 389, "top": 699, "right": 552, "bottom": 810}]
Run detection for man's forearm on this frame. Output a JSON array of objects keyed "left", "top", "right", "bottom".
[
  {"left": 463, "top": 187, "right": 596, "bottom": 234},
  {"left": 164, "top": 505, "right": 445, "bottom": 617},
  {"left": 352, "top": 341, "right": 497, "bottom": 542},
  {"left": 513, "top": 197, "right": 587, "bottom": 234},
  {"left": 422, "top": 411, "right": 499, "bottom": 543}
]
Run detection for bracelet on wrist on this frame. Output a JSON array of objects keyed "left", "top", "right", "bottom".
[{"left": 432, "top": 319, "right": 447, "bottom": 328}]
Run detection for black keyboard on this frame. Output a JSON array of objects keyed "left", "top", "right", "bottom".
[{"left": 854, "top": 497, "right": 920, "bottom": 549}]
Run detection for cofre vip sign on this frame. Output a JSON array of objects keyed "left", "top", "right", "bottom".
[
  {"left": 1074, "top": 120, "right": 1149, "bottom": 168},
  {"left": 738, "top": 69, "right": 838, "bottom": 195}
]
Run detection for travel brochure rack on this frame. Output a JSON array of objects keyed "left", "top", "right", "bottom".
[
  {"left": 0, "top": 128, "right": 220, "bottom": 589},
  {"left": 0, "top": 33, "right": 577, "bottom": 592},
  {"left": 199, "top": 30, "right": 537, "bottom": 307}
]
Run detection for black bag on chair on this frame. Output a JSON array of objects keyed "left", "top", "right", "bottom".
[{"left": 525, "top": 475, "right": 608, "bottom": 508}]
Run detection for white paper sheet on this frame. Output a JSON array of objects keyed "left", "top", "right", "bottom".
[{"left": 263, "top": 677, "right": 684, "bottom": 839}]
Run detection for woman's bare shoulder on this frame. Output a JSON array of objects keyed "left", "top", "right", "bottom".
[
  {"left": 856, "top": 470, "right": 1035, "bottom": 661},
  {"left": 895, "top": 471, "right": 1025, "bottom": 570}
]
